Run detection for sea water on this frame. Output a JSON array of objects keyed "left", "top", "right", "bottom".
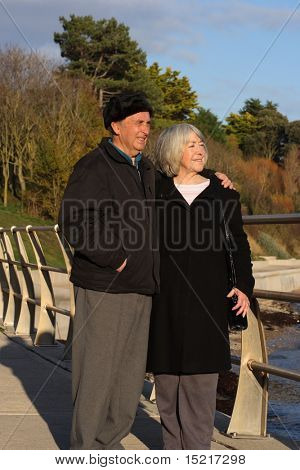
[{"left": 267, "top": 305, "right": 300, "bottom": 449}]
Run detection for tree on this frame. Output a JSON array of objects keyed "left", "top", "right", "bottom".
[
  {"left": 28, "top": 75, "right": 102, "bottom": 218},
  {"left": 287, "top": 120, "right": 300, "bottom": 145},
  {"left": 54, "top": 15, "right": 147, "bottom": 106},
  {"left": 283, "top": 145, "right": 300, "bottom": 210},
  {"left": 0, "top": 45, "right": 103, "bottom": 217},
  {"left": 190, "top": 107, "right": 226, "bottom": 143},
  {"left": 254, "top": 107, "right": 288, "bottom": 160},
  {"left": 225, "top": 111, "right": 258, "bottom": 156},
  {"left": 148, "top": 62, "right": 198, "bottom": 121},
  {"left": 239, "top": 98, "right": 264, "bottom": 116},
  {"left": 0, "top": 47, "right": 50, "bottom": 205},
  {"left": 122, "top": 65, "right": 163, "bottom": 114},
  {"left": 225, "top": 98, "right": 289, "bottom": 160},
  {"left": 225, "top": 112, "right": 258, "bottom": 137}
]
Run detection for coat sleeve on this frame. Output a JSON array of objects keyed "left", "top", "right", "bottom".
[
  {"left": 57, "top": 161, "right": 127, "bottom": 270},
  {"left": 225, "top": 191, "right": 255, "bottom": 300}
]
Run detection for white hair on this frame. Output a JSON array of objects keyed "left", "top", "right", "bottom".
[{"left": 154, "top": 123, "right": 208, "bottom": 176}]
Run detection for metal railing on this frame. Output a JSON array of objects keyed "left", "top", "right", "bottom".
[
  {"left": 225, "top": 213, "right": 300, "bottom": 438},
  {"left": 243, "top": 213, "right": 300, "bottom": 225},
  {"left": 0, "top": 225, "right": 74, "bottom": 358},
  {"left": 0, "top": 213, "right": 299, "bottom": 439}
]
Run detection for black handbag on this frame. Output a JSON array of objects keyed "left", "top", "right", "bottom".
[{"left": 222, "top": 209, "right": 248, "bottom": 331}]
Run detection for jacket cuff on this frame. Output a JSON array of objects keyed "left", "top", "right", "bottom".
[{"left": 235, "top": 281, "right": 255, "bottom": 302}]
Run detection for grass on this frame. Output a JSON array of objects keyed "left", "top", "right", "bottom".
[
  {"left": 0, "top": 203, "right": 65, "bottom": 268},
  {"left": 257, "top": 231, "right": 291, "bottom": 260}
]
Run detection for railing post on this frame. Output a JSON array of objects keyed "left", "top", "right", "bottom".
[
  {"left": 0, "top": 231, "right": 21, "bottom": 330},
  {"left": 26, "top": 225, "right": 56, "bottom": 345},
  {"left": 11, "top": 227, "right": 36, "bottom": 336},
  {"left": 226, "top": 298, "right": 269, "bottom": 438},
  {"left": 0, "top": 231, "right": 9, "bottom": 324},
  {"left": 54, "top": 224, "right": 75, "bottom": 359}
]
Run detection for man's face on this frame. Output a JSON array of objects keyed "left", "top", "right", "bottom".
[{"left": 111, "top": 111, "right": 151, "bottom": 156}]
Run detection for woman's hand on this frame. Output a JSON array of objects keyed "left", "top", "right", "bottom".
[
  {"left": 116, "top": 258, "right": 127, "bottom": 272},
  {"left": 215, "top": 172, "right": 235, "bottom": 189},
  {"left": 227, "top": 288, "right": 250, "bottom": 317}
]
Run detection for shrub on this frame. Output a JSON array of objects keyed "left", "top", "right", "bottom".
[{"left": 257, "top": 231, "right": 290, "bottom": 259}]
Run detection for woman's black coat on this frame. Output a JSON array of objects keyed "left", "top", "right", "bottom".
[{"left": 147, "top": 172, "right": 255, "bottom": 375}]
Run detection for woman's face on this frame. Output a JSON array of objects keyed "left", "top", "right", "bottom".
[{"left": 180, "top": 132, "right": 206, "bottom": 174}]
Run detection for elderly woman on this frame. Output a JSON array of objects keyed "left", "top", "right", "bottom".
[{"left": 147, "top": 123, "right": 254, "bottom": 450}]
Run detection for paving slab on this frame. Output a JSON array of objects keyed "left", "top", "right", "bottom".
[{"left": 0, "top": 331, "right": 292, "bottom": 450}]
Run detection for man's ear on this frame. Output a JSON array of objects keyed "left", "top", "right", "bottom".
[{"left": 111, "top": 121, "right": 121, "bottom": 135}]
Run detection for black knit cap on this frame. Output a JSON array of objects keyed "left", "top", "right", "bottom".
[{"left": 103, "top": 91, "right": 153, "bottom": 131}]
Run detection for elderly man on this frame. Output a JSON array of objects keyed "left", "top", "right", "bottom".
[{"left": 58, "top": 92, "right": 232, "bottom": 450}]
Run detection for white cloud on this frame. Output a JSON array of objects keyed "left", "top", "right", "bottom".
[{"left": 196, "top": 0, "right": 300, "bottom": 30}]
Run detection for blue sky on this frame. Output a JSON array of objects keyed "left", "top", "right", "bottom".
[{"left": 1, "top": 0, "right": 300, "bottom": 121}]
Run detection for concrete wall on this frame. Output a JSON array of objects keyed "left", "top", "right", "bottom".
[{"left": 253, "top": 258, "right": 300, "bottom": 292}]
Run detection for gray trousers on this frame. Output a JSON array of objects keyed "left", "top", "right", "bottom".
[
  {"left": 70, "top": 287, "right": 152, "bottom": 450},
  {"left": 154, "top": 373, "right": 219, "bottom": 450}
]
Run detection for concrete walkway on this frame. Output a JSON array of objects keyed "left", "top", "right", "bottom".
[{"left": 0, "top": 331, "right": 291, "bottom": 450}]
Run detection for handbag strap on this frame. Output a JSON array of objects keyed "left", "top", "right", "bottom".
[{"left": 221, "top": 208, "right": 237, "bottom": 288}]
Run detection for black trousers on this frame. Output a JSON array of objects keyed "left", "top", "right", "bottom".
[
  {"left": 70, "top": 287, "right": 152, "bottom": 450},
  {"left": 154, "top": 373, "right": 219, "bottom": 450}
]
